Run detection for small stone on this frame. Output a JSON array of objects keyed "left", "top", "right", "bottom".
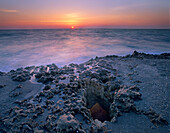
[
  {"left": 0, "top": 85, "right": 6, "bottom": 88},
  {"left": 35, "top": 73, "right": 43, "bottom": 78},
  {"left": 43, "top": 85, "right": 51, "bottom": 90},
  {"left": 46, "top": 91, "right": 54, "bottom": 99},
  {"left": 16, "top": 84, "right": 22, "bottom": 88}
]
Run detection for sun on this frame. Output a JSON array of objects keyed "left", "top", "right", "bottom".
[{"left": 71, "top": 26, "right": 74, "bottom": 29}]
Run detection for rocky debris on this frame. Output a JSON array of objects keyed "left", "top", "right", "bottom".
[
  {"left": 56, "top": 114, "right": 85, "bottom": 132},
  {"left": 144, "top": 108, "right": 168, "bottom": 126},
  {"left": 37, "top": 75, "right": 54, "bottom": 84},
  {"left": 35, "top": 88, "right": 55, "bottom": 100},
  {"left": 45, "top": 91, "right": 54, "bottom": 99},
  {"left": 1, "top": 76, "right": 168, "bottom": 133},
  {"left": 51, "top": 106, "right": 62, "bottom": 114},
  {"left": 34, "top": 65, "right": 59, "bottom": 84},
  {"left": 35, "top": 73, "right": 44, "bottom": 79},
  {"left": 107, "top": 82, "right": 120, "bottom": 92},
  {"left": 0, "top": 71, "right": 6, "bottom": 76},
  {"left": 79, "top": 66, "right": 116, "bottom": 85},
  {"left": 10, "top": 68, "right": 31, "bottom": 82},
  {"left": 35, "top": 105, "right": 44, "bottom": 115},
  {"left": 89, "top": 119, "right": 107, "bottom": 132},
  {"left": 9, "top": 85, "right": 23, "bottom": 97},
  {"left": 125, "top": 50, "right": 170, "bottom": 59},
  {"left": 38, "top": 66, "right": 50, "bottom": 73},
  {"left": 59, "top": 66, "right": 74, "bottom": 75},
  {"left": 0, "top": 52, "right": 169, "bottom": 132},
  {"left": 46, "top": 100, "right": 54, "bottom": 106},
  {"left": 25, "top": 66, "right": 35, "bottom": 73},
  {"left": 21, "top": 124, "right": 33, "bottom": 132},
  {"left": 47, "top": 63, "right": 59, "bottom": 71},
  {"left": 110, "top": 86, "right": 142, "bottom": 120}
]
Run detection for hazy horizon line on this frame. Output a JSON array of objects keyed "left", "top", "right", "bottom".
[{"left": 0, "top": 27, "right": 170, "bottom": 30}]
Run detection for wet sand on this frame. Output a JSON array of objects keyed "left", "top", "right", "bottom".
[{"left": 0, "top": 51, "right": 169, "bottom": 133}]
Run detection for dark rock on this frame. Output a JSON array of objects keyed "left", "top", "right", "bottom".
[
  {"left": 50, "top": 70, "right": 58, "bottom": 76},
  {"left": 90, "top": 103, "right": 110, "bottom": 122},
  {"left": 36, "top": 105, "right": 44, "bottom": 115},
  {"left": 16, "top": 84, "right": 22, "bottom": 88},
  {"left": 43, "top": 85, "right": 51, "bottom": 91},
  {"left": 132, "top": 50, "right": 139, "bottom": 56},
  {"left": 0, "top": 85, "right": 6, "bottom": 88},
  {"left": 37, "top": 76, "right": 45, "bottom": 83},
  {"left": 12, "top": 75, "right": 26, "bottom": 82},
  {"left": 11, "top": 69, "right": 31, "bottom": 82},
  {"left": 35, "top": 73, "right": 43, "bottom": 78},
  {"left": 46, "top": 91, "right": 54, "bottom": 99},
  {"left": 134, "top": 80, "right": 142, "bottom": 83},
  {"left": 43, "top": 77, "right": 54, "bottom": 84},
  {"left": 37, "top": 75, "right": 54, "bottom": 84},
  {"left": 0, "top": 71, "right": 6, "bottom": 76},
  {"left": 108, "top": 83, "right": 120, "bottom": 91},
  {"left": 52, "top": 106, "right": 61, "bottom": 114},
  {"left": 46, "top": 100, "right": 54, "bottom": 106}
]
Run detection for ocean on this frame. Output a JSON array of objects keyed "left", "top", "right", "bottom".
[{"left": 0, "top": 29, "right": 170, "bottom": 72}]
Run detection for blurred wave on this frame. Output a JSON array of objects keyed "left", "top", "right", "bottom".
[{"left": 0, "top": 29, "right": 170, "bottom": 72}]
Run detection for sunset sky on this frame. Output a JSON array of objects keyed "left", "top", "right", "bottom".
[{"left": 0, "top": 0, "right": 169, "bottom": 29}]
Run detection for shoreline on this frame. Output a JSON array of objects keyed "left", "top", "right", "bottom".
[
  {"left": 0, "top": 51, "right": 169, "bottom": 132},
  {"left": 0, "top": 51, "right": 170, "bottom": 73}
]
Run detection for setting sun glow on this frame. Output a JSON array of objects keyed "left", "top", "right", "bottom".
[{"left": 0, "top": 0, "right": 169, "bottom": 29}]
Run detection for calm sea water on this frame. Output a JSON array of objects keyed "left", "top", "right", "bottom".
[{"left": 0, "top": 29, "right": 170, "bottom": 72}]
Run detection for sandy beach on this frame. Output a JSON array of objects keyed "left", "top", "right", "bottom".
[{"left": 0, "top": 51, "right": 169, "bottom": 133}]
